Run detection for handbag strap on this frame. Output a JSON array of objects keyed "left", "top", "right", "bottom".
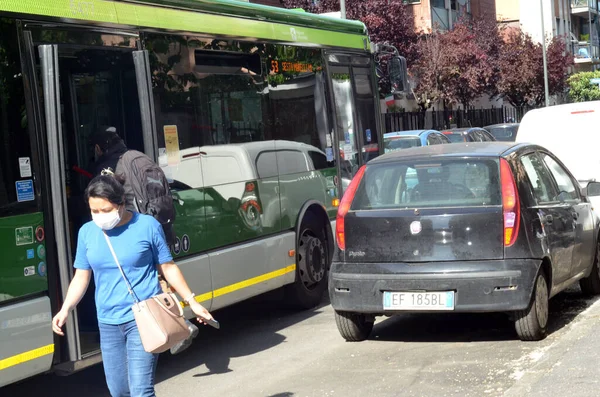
[{"left": 103, "top": 232, "right": 140, "bottom": 304}]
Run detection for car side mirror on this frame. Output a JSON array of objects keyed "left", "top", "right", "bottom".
[{"left": 587, "top": 181, "right": 600, "bottom": 197}]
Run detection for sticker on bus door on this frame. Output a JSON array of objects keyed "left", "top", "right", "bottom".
[
  {"left": 19, "top": 157, "right": 32, "bottom": 178},
  {"left": 163, "top": 125, "right": 180, "bottom": 166},
  {"left": 15, "top": 180, "right": 34, "bottom": 202}
]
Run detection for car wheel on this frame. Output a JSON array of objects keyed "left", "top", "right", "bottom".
[
  {"left": 285, "top": 214, "right": 328, "bottom": 309},
  {"left": 334, "top": 311, "right": 374, "bottom": 342},
  {"left": 514, "top": 271, "right": 549, "bottom": 341},
  {"left": 580, "top": 241, "right": 600, "bottom": 296}
]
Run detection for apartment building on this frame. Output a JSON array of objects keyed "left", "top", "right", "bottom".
[
  {"left": 497, "top": 0, "right": 598, "bottom": 71},
  {"left": 405, "top": 0, "right": 496, "bottom": 33}
]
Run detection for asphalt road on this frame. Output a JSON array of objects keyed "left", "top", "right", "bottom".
[{"left": 4, "top": 287, "right": 599, "bottom": 397}]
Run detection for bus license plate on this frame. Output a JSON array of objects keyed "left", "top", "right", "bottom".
[{"left": 383, "top": 291, "right": 455, "bottom": 311}]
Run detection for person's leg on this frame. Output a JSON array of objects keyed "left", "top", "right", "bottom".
[
  {"left": 98, "top": 322, "right": 130, "bottom": 397},
  {"left": 123, "top": 320, "right": 159, "bottom": 397}
]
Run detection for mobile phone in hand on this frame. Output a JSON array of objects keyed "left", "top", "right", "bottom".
[{"left": 201, "top": 317, "right": 220, "bottom": 329}]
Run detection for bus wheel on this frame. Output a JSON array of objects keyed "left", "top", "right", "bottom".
[{"left": 286, "top": 214, "right": 328, "bottom": 309}]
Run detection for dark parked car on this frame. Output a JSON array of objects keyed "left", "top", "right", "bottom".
[
  {"left": 442, "top": 127, "right": 495, "bottom": 143},
  {"left": 484, "top": 123, "right": 520, "bottom": 142},
  {"left": 331, "top": 142, "right": 600, "bottom": 342}
]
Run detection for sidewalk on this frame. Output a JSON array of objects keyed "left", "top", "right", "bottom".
[{"left": 503, "top": 297, "right": 600, "bottom": 396}]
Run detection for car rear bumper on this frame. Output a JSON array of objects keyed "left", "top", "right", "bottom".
[{"left": 329, "top": 259, "right": 540, "bottom": 314}]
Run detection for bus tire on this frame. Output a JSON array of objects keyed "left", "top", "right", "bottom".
[{"left": 285, "top": 213, "right": 329, "bottom": 309}]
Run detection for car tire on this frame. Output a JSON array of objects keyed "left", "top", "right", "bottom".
[
  {"left": 514, "top": 271, "right": 549, "bottom": 341},
  {"left": 580, "top": 241, "right": 600, "bottom": 296},
  {"left": 334, "top": 311, "right": 374, "bottom": 342},
  {"left": 285, "top": 214, "right": 328, "bottom": 309}
]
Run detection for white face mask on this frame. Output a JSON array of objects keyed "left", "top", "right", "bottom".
[{"left": 92, "top": 209, "right": 122, "bottom": 230}]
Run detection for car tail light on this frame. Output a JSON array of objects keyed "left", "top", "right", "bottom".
[
  {"left": 242, "top": 181, "right": 262, "bottom": 214},
  {"left": 336, "top": 166, "right": 366, "bottom": 250},
  {"left": 500, "top": 158, "right": 520, "bottom": 247}
]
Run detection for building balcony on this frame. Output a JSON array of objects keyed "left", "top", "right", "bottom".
[
  {"left": 571, "top": 0, "right": 599, "bottom": 16},
  {"left": 574, "top": 42, "right": 600, "bottom": 65}
]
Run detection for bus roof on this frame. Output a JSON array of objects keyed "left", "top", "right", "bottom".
[
  {"left": 1, "top": 0, "right": 368, "bottom": 49},
  {"left": 139, "top": 0, "right": 367, "bottom": 35}
]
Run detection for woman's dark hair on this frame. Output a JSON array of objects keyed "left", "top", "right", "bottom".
[{"left": 85, "top": 174, "right": 126, "bottom": 206}]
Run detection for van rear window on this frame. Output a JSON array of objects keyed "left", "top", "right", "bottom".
[{"left": 352, "top": 159, "right": 501, "bottom": 209}]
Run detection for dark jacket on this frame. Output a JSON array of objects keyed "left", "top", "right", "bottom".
[{"left": 92, "top": 141, "right": 128, "bottom": 176}]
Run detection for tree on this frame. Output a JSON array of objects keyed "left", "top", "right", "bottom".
[
  {"left": 567, "top": 71, "right": 600, "bottom": 102},
  {"left": 496, "top": 29, "right": 540, "bottom": 108},
  {"left": 496, "top": 29, "right": 573, "bottom": 108},
  {"left": 533, "top": 36, "right": 573, "bottom": 105},
  {"left": 438, "top": 21, "right": 496, "bottom": 109},
  {"left": 411, "top": 31, "right": 446, "bottom": 112}
]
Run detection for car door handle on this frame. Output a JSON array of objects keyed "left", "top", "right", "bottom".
[{"left": 544, "top": 214, "right": 553, "bottom": 224}]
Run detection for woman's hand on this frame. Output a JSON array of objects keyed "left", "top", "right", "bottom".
[
  {"left": 52, "top": 310, "right": 69, "bottom": 336},
  {"left": 190, "top": 301, "right": 214, "bottom": 325}
]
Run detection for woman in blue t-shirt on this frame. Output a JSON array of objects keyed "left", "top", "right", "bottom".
[{"left": 51, "top": 174, "right": 213, "bottom": 397}]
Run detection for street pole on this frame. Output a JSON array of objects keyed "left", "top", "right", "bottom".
[
  {"left": 540, "top": 0, "right": 550, "bottom": 107},
  {"left": 340, "top": 0, "right": 346, "bottom": 19}
]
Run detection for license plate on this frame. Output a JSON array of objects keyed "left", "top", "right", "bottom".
[{"left": 383, "top": 291, "right": 455, "bottom": 311}]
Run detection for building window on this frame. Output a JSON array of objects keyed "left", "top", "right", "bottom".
[{"left": 402, "top": 0, "right": 421, "bottom": 4}]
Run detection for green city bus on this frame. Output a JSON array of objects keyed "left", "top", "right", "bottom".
[{"left": 0, "top": 0, "right": 391, "bottom": 387}]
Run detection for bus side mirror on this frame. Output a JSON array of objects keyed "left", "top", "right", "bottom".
[
  {"left": 587, "top": 181, "right": 600, "bottom": 197},
  {"left": 388, "top": 55, "right": 408, "bottom": 94}
]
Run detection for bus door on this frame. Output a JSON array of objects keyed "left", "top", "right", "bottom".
[
  {"left": 19, "top": 26, "right": 180, "bottom": 370},
  {"left": 325, "top": 53, "right": 382, "bottom": 195},
  {"left": 0, "top": 18, "right": 53, "bottom": 387}
]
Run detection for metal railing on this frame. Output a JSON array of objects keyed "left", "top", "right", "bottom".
[
  {"left": 382, "top": 107, "right": 532, "bottom": 133},
  {"left": 574, "top": 43, "right": 599, "bottom": 59}
]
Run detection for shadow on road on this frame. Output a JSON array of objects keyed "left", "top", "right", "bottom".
[
  {"left": 371, "top": 287, "right": 599, "bottom": 343},
  {"left": 2, "top": 289, "right": 327, "bottom": 397}
]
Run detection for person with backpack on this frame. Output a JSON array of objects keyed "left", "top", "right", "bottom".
[
  {"left": 90, "top": 127, "right": 199, "bottom": 355},
  {"left": 91, "top": 127, "right": 176, "bottom": 245},
  {"left": 52, "top": 172, "right": 214, "bottom": 396}
]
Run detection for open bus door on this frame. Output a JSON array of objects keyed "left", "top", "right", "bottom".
[
  {"left": 24, "top": 28, "right": 161, "bottom": 373},
  {"left": 324, "top": 53, "right": 382, "bottom": 196}
]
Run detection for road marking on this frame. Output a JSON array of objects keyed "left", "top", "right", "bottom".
[
  {"left": 181, "top": 264, "right": 297, "bottom": 306},
  {"left": 0, "top": 344, "right": 54, "bottom": 371}
]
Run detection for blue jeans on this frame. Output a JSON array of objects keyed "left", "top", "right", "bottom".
[{"left": 99, "top": 320, "right": 159, "bottom": 397}]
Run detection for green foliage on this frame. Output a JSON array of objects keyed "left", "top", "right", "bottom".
[{"left": 568, "top": 71, "right": 600, "bottom": 102}]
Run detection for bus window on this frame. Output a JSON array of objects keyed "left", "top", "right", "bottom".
[
  {"left": 352, "top": 65, "right": 380, "bottom": 163},
  {"left": 0, "top": 18, "right": 46, "bottom": 304},
  {"left": 145, "top": 33, "right": 280, "bottom": 252},
  {"left": 329, "top": 65, "right": 359, "bottom": 186}
]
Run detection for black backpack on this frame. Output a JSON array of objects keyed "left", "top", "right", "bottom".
[{"left": 116, "top": 150, "right": 176, "bottom": 245}]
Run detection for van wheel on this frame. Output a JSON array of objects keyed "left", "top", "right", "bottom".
[
  {"left": 334, "top": 311, "right": 374, "bottom": 342},
  {"left": 580, "top": 241, "right": 600, "bottom": 296},
  {"left": 285, "top": 214, "right": 328, "bottom": 309},
  {"left": 514, "top": 271, "right": 549, "bottom": 341}
]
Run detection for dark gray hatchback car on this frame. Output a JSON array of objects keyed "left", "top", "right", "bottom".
[{"left": 330, "top": 142, "right": 600, "bottom": 342}]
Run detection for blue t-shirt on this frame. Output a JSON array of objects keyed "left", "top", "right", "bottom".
[{"left": 74, "top": 212, "right": 173, "bottom": 325}]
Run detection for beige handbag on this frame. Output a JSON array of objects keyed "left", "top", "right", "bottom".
[{"left": 104, "top": 233, "right": 189, "bottom": 353}]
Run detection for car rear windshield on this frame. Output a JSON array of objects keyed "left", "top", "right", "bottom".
[
  {"left": 384, "top": 137, "right": 421, "bottom": 153},
  {"left": 352, "top": 158, "right": 501, "bottom": 210},
  {"left": 443, "top": 133, "right": 465, "bottom": 143},
  {"left": 488, "top": 126, "right": 518, "bottom": 141}
]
